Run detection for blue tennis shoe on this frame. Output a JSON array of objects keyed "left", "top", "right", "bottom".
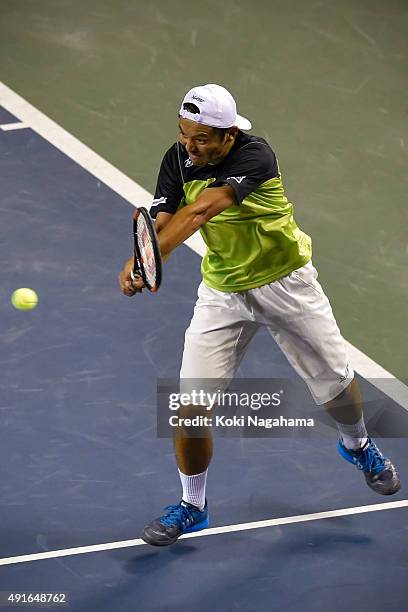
[
  {"left": 142, "top": 500, "right": 209, "bottom": 546},
  {"left": 337, "top": 437, "right": 400, "bottom": 495}
]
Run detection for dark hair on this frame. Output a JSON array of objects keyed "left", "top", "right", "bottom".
[
  {"left": 213, "top": 127, "right": 229, "bottom": 140},
  {"left": 179, "top": 103, "right": 231, "bottom": 140},
  {"left": 182, "top": 102, "right": 200, "bottom": 114}
]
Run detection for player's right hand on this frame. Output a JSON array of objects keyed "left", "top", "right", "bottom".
[{"left": 118, "top": 259, "right": 145, "bottom": 296}]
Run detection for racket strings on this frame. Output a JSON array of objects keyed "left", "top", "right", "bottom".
[{"left": 137, "top": 214, "right": 158, "bottom": 288}]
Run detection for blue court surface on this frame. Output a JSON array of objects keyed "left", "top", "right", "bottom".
[{"left": 1, "top": 108, "right": 407, "bottom": 611}]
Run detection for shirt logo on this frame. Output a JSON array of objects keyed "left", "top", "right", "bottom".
[
  {"left": 152, "top": 196, "right": 167, "bottom": 206},
  {"left": 185, "top": 158, "right": 193, "bottom": 167},
  {"left": 227, "top": 176, "right": 246, "bottom": 184}
]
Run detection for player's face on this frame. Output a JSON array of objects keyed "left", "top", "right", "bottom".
[{"left": 178, "top": 118, "right": 233, "bottom": 166}]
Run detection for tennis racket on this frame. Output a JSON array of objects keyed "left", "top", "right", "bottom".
[{"left": 130, "top": 207, "right": 162, "bottom": 292}]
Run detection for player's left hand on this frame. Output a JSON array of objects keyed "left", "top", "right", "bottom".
[{"left": 119, "top": 259, "right": 145, "bottom": 296}]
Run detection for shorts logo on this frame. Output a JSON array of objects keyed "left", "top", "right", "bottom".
[
  {"left": 227, "top": 176, "right": 246, "bottom": 184},
  {"left": 339, "top": 364, "right": 350, "bottom": 383}
]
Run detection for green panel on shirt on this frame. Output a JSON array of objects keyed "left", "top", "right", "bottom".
[{"left": 182, "top": 175, "right": 312, "bottom": 292}]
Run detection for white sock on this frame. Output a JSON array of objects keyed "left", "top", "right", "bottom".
[
  {"left": 178, "top": 469, "right": 207, "bottom": 511},
  {"left": 336, "top": 415, "right": 368, "bottom": 450}
]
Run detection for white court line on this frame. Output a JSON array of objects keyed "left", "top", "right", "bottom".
[
  {"left": 0, "top": 121, "right": 29, "bottom": 131},
  {"left": 0, "top": 499, "right": 406, "bottom": 567},
  {"left": 0, "top": 82, "right": 206, "bottom": 254},
  {"left": 1, "top": 80, "right": 406, "bottom": 408}
]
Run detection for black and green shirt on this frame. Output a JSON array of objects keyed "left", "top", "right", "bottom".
[{"left": 150, "top": 131, "right": 312, "bottom": 292}]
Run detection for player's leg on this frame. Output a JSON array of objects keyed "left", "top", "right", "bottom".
[
  {"left": 255, "top": 261, "right": 400, "bottom": 495},
  {"left": 326, "top": 378, "right": 400, "bottom": 495},
  {"left": 173, "top": 407, "right": 213, "bottom": 475},
  {"left": 175, "top": 299, "right": 257, "bottom": 476},
  {"left": 141, "top": 282, "right": 258, "bottom": 546},
  {"left": 325, "top": 376, "right": 365, "bottom": 448}
]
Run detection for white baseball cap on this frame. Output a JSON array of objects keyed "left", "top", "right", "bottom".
[{"left": 179, "top": 84, "right": 252, "bottom": 131}]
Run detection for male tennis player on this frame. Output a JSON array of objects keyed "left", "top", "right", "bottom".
[{"left": 119, "top": 84, "right": 400, "bottom": 547}]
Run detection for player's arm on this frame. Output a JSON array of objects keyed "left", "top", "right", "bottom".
[
  {"left": 158, "top": 186, "right": 235, "bottom": 258},
  {"left": 155, "top": 211, "right": 174, "bottom": 234}
]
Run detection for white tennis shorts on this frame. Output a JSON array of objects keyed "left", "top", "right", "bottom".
[{"left": 180, "top": 261, "right": 354, "bottom": 405}]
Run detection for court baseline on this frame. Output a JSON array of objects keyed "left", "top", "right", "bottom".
[{"left": 0, "top": 500, "right": 406, "bottom": 567}]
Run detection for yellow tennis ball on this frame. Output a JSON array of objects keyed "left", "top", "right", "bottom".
[{"left": 11, "top": 288, "right": 39, "bottom": 311}]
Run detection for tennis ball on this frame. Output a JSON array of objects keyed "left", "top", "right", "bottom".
[{"left": 11, "top": 288, "right": 39, "bottom": 311}]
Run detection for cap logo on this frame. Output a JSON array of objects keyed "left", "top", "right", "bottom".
[{"left": 192, "top": 94, "right": 205, "bottom": 103}]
